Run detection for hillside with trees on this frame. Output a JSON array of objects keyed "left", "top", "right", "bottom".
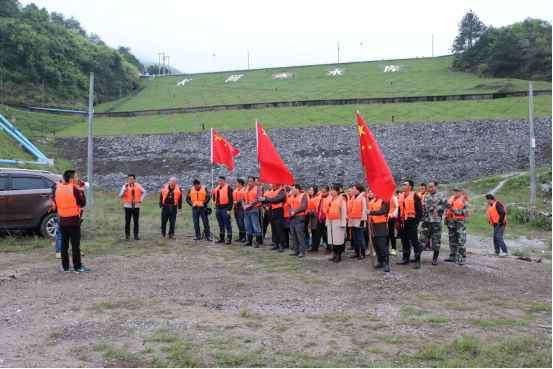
[
  {"left": 0, "top": 0, "right": 143, "bottom": 110},
  {"left": 452, "top": 12, "right": 552, "bottom": 81}
]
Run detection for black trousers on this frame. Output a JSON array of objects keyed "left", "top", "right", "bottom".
[
  {"left": 333, "top": 243, "right": 345, "bottom": 253},
  {"left": 234, "top": 208, "right": 246, "bottom": 232},
  {"left": 310, "top": 220, "right": 327, "bottom": 252},
  {"left": 388, "top": 218, "right": 396, "bottom": 249},
  {"left": 400, "top": 223, "right": 421, "bottom": 254},
  {"left": 270, "top": 208, "right": 285, "bottom": 240},
  {"left": 262, "top": 211, "right": 269, "bottom": 235},
  {"left": 61, "top": 225, "right": 82, "bottom": 270},
  {"left": 161, "top": 212, "right": 176, "bottom": 235},
  {"left": 373, "top": 236, "right": 390, "bottom": 257},
  {"left": 125, "top": 208, "right": 140, "bottom": 236}
]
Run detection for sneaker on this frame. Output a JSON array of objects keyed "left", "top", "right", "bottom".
[
  {"left": 125, "top": 235, "right": 130, "bottom": 241},
  {"left": 160, "top": 234, "right": 166, "bottom": 238},
  {"left": 390, "top": 249, "right": 396, "bottom": 255},
  {"left": 490, "top": 251, "right": 500, "bottom": 255},
  {"left": 324, "top": 250, "right": 331, "bottom": 255},
  {"left": 73, "top": 266, "right": 90, "bottom": 273},
  {"left": 499, "top": 252, "right": 509, "bottom": 257},
  {"left": 134, "top": 235, "right": 140, "bottom": 240},
  {"left": 206, "top": 237, "right": 212, "bottom": 242},
  {"left": 193, "top": 237, "right": 200, "bottom": 240},
  {"left": 55, "top": 252, "right": 62, "bottom": 259},
  {"left": 169, "top": 235, "right": 176, "bottom": 239},
  {"left": 80, "top": 251, "right": 85, "bottom": 256},
  {"left": 61, "top": 268, "right": 70, "bottom": 273},
  {"left": 298, "top": 254, "right": 305, "bottom": 258}
]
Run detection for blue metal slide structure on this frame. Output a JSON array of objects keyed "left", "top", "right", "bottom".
[{"left": 0, "top": 112, "right": 51, "bottom": 165}]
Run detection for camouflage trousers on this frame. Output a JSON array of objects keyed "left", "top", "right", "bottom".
[
  {"left": 447, "top": 220, "right": 466, "bottom": 265},
  {"left": 418, "top": 222, "right": 442, "bottom": 251}
]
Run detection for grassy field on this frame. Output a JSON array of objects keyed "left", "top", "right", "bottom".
[
  {"left": 91, "top": 58, "right": 551, "bottom": 113},
  {"left": 53, "top": 95, "right": 551, "bottom": 137}
]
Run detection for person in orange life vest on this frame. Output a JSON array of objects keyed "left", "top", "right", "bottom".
[
  {"left": 325, "top": 184, "right": 348, "bottom": 263},
  {"left": 287, "top": 184, "right": 309, "bottom": 258},
  {"left": 396, "top": 180, "right": 424, "bottom": 269},
  {"left": 255, "top": 177, "right": 268, "bottom": 244},
  {"left": 387, "top": 192, "right": 399, "bottom": 256},
  {"left": 282, "top": 185, "right": 292, "bottom": 249},
  {"left": 159, "top": 177, "right": 182, "bottom": 239},
  {"left": 308, "top": 185, "right": 329, "bottom": 253},
  {"left": 52, "top": 178, "right": 88, "bottom": 259},
  {"left": 58, "top": 170, "right": 89, "bottom": 273},
  {"left": 241, "top": 176, "right": 263, "bottom": 248},
  {"left": 485, "top": 194, "right": 509, "bottom": 256},
  {"left": 366, "top": 189, "right": 391, "bottom": 271},
  {"left": 305, "top": 185, "right": 319, "bottom": 250},
  {"left": 233, "top": 178, "right": 247, "bottom": 242},
  {"left": 348, "top": 183, "right": 368, "bottom": 260},
  {"left": 346, "top": 185, "right": 356, "bottom": 251},
  {"left": 212, "top": 176, "right": 234, "bottom": 244},
  {"left": 262, "top": 184, "right": 275, "bottom": 246},
  {"left": 260, "top": 184, "right": 287, "bottom": 253},
  {"left": 186, "top": 179, "right": 211, "bottom": 241},
  {"left": 443, "top": 186, "right": 471, "bottom": 265},
  {"left": 118, "top": 174, "right": 147, "bottom": 241}
]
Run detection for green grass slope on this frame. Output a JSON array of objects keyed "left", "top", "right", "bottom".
[
  {"left": 111, "top": 58, "right": 551, "bottom": 112},
  {"left": 54, "top": 95, "right": 551, "bottom": 137}
]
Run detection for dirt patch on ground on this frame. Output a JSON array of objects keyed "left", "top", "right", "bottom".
[{"left": 0, "top": 233, "right": 551, "bottom": 367}]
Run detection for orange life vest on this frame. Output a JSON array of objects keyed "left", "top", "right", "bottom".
[
  {"left": 322, "top": 193, "right": 334, "bottom": 216},
  {"left": 289, "top": 192, "right": 307, "bottom": 216},
  {"left": 124, "top": 183, "right": 142, "bottom": 204},
  {"left": 266, "top": 187, "right": 285, "bottom": 210},
  {"left": 368, "top": 198, "right": 388, "bottom": 224},
  {"left": 388, "top": 194, "right": 397, "bottom": 217},
  {"left": 55, "top": 183, "right": 81, "bottom": 217},
  {"left": 420, "top": 192, "right": 427, "bottom": 203},
  {"left": 350, "top": 193, "right": 366, "bottom": 219},
  {"left": 161, "top": 184, "right": 182, "bottom": 206},
  {"left": 233, "top": 186, "right": 246, "bottom": 202},
  {"left": 190, "top": 186, "right": 208, "bottom": 206},
  {"left": 487, "top": 200, "right": 507, "bottom": 226},
  {"left": 446, "top": 195, "right": 470, "bottom": 220},
  {"left": 283, "top": 191, "right": 292, "bottom": 217},
  {"left": 244, "top": 186, "right": 261, "bottom": 208},
  {"left": 213, "top": 184, "right": 231, "bottom": 205},
  {"left": 308, "top": 193, "right": 320, "bottom": 212},
  {"left": 313, "top": 193, "right": 324, "bottom": 209},
  {"left": 327, "top": 195, "right": 345, "bottom": 220},
  {"left": 398, "top": 191, "right": 417, "bottom": 220}
]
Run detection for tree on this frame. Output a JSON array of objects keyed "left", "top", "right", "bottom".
[
  {"left": 117, "top": 46, "right": 144, "bottom": 72},
  {"left": 146, "top": 64, "right": 158, "bottom": 75},
  {"left": 451, "top": 10, "right": 487, "bottom": 53},
  {"left": 488, "top": 30, "right": 523, "bottom": 76}
]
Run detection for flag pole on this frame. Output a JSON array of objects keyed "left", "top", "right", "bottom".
[
  {"left": 357, "top": 111, "right": 376, "bottom": 271},
  {"left": 211, "top": 128, "right": 215, "bottom": 245}
]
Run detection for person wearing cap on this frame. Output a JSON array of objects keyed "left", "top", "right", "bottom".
[
  {"left": 444, "top": 186, "right": 472, "bottom": 265},
  {"left": 485, "top": 194, "right": 509, "bottom": 257},
  {"left": 418, "top": 180, "right": 447, "bottom": 265},
  {"left": 159, "top": 177, "right": 183, "bottom": 239}
]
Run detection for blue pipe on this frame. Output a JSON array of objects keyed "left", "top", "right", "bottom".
[
  {"left": 30, "top": 107, "right": 88, "bottom": 114},
  {"left": 0, "top": 159, "right": 49, "bottom": 165},
  {"left": 0, "top": 120, "right": 45, "bottom": 159},
  {"left": 0, "top": 113, "right": 47, "bottom": 159}
]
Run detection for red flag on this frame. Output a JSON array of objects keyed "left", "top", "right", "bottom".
[
  {"left": 357, "top": 112, "right": 395, "bottom": 200},
  {"left": 211, "top": 129, "right": 239, "bottom": 171},
  {"left": 256, "top": 120, "right": 294, "bottom": 185}
]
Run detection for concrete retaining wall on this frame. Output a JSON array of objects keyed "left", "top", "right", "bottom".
[{"left": 54, "top": 117, "right": 552, "bottom": 193}]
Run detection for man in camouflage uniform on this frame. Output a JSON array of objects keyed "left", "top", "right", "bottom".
[
  {"left": 419, "top": 180, "right": 447, "bottom": 265},
  {"left": 444, "top": 186, "right": 471, "bottom": 266}
]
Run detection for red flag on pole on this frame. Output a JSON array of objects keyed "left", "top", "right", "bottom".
[
  {"left": 211, "top": 129, "right": 239, "bottom": 171},
  {"left": 357, "top": 112, "right": 395, "bottom": 200},
  {"left": 256, "top": 120, "right": 294, "bottom": 185}
]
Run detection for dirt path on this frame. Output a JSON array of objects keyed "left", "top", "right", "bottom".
[{"left": 0, "top": 233, "right": 551, "bottom": 367}]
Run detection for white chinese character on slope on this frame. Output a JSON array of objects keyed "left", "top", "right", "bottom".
[
  {"left": 225, "top": 75, "right": 243, "bottom": 82},
  {"left": 327, "top": 69, "right": 344, "bottom": 76},
  {"left": 177, "top": 79, "right": 193, "bottom": 86}
]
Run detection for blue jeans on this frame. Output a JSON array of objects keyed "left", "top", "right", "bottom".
[
  {"left": 244, "top": 211, "right": 262, "bottom": 236},
  {"left": 192, "top": 207, "right": 210, "bottom": 237},
  {"left": 161, "top": 213, "right": 176, "bottom": 235},
  {"left": 493, "top": 224, "right": 508, "bottom": 253},
  {"left": 352, "top": 227, "right": 366, "bottom": 249},
  {"left": 216, "top": 208, "right": 232, "bottom": 235},
  {"left": 55, "top": 215, "right": 71, "bottom": 252}
]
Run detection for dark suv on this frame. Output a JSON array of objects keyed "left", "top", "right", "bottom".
[{"left": 0, "top": 168, "right": 62, "bottom": 238}]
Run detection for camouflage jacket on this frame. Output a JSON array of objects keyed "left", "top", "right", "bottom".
[
  {"left": 421, "top": 191, "right": 447, "bottom": 223},
  {"left": 443, "top": 197, "right": 470, "bottom": 226}
]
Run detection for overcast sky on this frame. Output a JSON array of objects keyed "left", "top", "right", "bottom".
[{"left": 25, "top": 0, "right": 552, "bottom": 74}]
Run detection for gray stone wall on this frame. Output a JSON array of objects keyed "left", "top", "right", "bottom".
[{"left": 55, "top": 117, "right": 552, "bottom": 193}]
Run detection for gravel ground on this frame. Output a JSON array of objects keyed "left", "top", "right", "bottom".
[{"left": 0, "top": 233, "right": 551, "bottom": 367}]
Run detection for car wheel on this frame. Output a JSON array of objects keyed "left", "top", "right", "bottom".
[{"left": 40, "top": 213, "right": 58, "bottom": 239}]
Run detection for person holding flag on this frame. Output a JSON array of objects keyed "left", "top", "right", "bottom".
[
  {"left": 260, "top": 183, "right": 287, "bottom": 253},
  {"left": 233, "top": 179, "right": 247, "bottom": 242}
]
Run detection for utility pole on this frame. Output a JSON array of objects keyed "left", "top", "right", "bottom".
[
  {"left": 87, "top": 72, "right": 94, "bottom": 212},
  {"left": 119, "top": 81, "right": 122, "bottom": 100},
  {"left": 162, "top": 53, "right": 166, "bottom": 76},
  {"left": 158, "top": 53, "right": 162, "bottom": 75},
  {"left": 337, "top": 42, "right": 340, "bottom": 64},
  {"left": 247, "top": 49, "right": 249, "bottom": 70},
  {"left": 360, "top": 42, "right": 363, "bottom": 64},
  {"left": 432, "top": 34, "right": 434, "bottom": 57},
  {"left": 166, "top": 56, "right": 170, "bottom": 75},
  {"left": 42, "top": 80, "right": 44, "bottom": 108},
  {"left": 529, "top": 82, "right": 536, "bottom": 204}
]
